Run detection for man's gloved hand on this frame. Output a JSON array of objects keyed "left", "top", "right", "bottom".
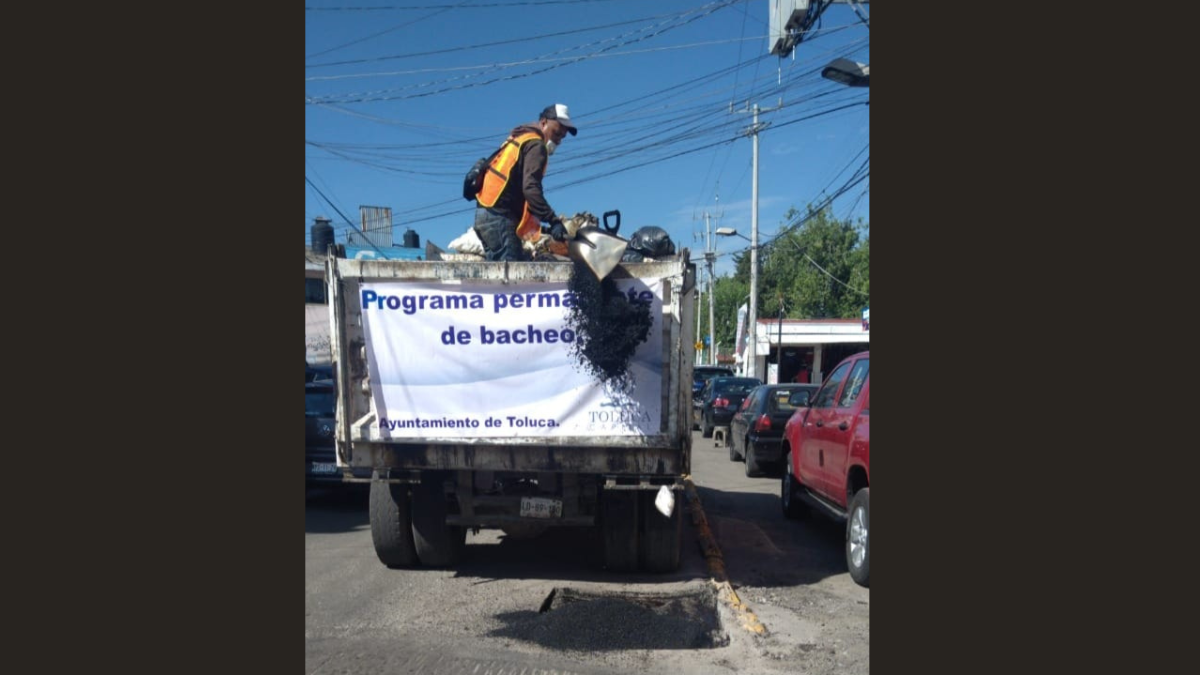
[{"left": 548, "top": 218, "right": 569, "bottom": 242}]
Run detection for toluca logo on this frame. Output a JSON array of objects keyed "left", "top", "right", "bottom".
[{"left": 588, "top": 406, "right": 651, "bottom": 425}]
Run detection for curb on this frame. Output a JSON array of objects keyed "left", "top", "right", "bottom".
[{"left": 682, "top": 474, "right": 768, "bottom": 636}]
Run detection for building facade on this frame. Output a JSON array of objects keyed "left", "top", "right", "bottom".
[
  {"left": 306, "top": 214, "right": 425, "bottom": 366},
  {"left": 734, "top": 318, "right": 869, "bottom": 385}
]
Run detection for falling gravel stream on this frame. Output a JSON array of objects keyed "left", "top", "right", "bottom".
[{"left": 565, "top": 259, "right": 652, "bottom": 392}]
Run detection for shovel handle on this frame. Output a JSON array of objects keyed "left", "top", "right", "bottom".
[{"left": 602, "top": 210, "right": 621, "bottom": 235}]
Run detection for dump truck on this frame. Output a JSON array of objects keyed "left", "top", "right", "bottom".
[{"left": 326, "top": 252, "right": 697, "bottom": 572}]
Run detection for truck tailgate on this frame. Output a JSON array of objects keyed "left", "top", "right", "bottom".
[{"left": 327, "top": 256, "right": 696, "bottom": 473}]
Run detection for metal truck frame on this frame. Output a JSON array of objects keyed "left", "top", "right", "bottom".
[{"left": 327, "top": 254, "right": 697, "bottom": 572}]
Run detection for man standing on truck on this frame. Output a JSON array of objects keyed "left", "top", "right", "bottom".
[{"left": 472, "top": 104, "right": 577, "bottom": 261}]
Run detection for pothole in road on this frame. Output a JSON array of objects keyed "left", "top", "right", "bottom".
[{"left": 519, "top": 586, "right": 729, "bottom": 651}]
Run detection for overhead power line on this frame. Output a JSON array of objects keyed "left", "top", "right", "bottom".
[
  {"left": 306, "top": 9, "right": 699, "bottom": 69},
  {"left": 305, "top": 3, "right": 867, "bottom": 239},
  {"left": 306, "top": 1, "right": 627, "bottom": 10},
  {"left": 306, "top": 35, "right": 784, "bottom": 81},
  {"left": 305, "top": 0, "right": 739, "bottom": 104}
]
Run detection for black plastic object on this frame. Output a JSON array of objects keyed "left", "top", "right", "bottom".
[
  {"left": 626, "top": 226, "right": 676, "bottom": 259},
  {"left": 462, "top": 156, "right": 489, "bottom": 201}
]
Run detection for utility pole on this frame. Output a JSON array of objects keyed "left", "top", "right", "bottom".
[
  {"left": 734, "top": 101, "right": 781, "bottom": 380},
  {"left": 709, "top": 229, "right": 716, "bottom": 366},
  {"left": 694, "top": 253, "right": 703, "bottom": 366},
  {"left": 704, "top": 213, "right": 714, "bottom": 365},
  {"left": 777, "top": 293, "right": 785, "bottom": 384},
  {"left": 703, "top": 205, "right": 722, "bottom": 366},
  {"left": 693, "top": 220, "right": 706, "bottom": 366},
  {"left": 696, "top": 196, "right": 723, "bottom": 366}
]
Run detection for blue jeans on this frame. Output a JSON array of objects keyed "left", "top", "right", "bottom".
[{"left": 473, "top": 207, "right": 526, "bottom": 262}]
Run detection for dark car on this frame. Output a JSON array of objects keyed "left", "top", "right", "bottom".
[
  {"left": 306, "top": 378, "right": 341, "bottom": 486},
  {"left": 692, "top": 365, "right": 735, "bottom": 400},
  {"left": 692, "top": 376, "right": 762, "bottom": 438},
  {"left": 306, "top": 363, "right": 333, "bottom": 383},
  {"left": 729, "top": 383, "right": 819, "bottom": 477}
]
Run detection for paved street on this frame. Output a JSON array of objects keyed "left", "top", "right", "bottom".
[{"left": 305, "top": 428, "right": 868, "bottom": 674}]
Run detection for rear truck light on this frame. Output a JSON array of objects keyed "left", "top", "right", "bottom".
[{"left": 753, "top": 414, "right": 771, "bottom": 432}]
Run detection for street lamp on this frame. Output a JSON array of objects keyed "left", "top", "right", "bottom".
[
  {"left": 821, "top": 58, "right": 869, "bottom": 88},
  {"left": 717, "top": 226, "right": 758, "bottom": 379},
  {"left": 715, "top": 58, "right": 864, "bottom": 382}
]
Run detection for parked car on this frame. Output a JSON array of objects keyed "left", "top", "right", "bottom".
[
  {"left": 306, "top": 378, "right": 341, "bottom": 487},
  {"left": 780, "top": 350, "right": 869, "bottom": 587},
  {"left": 690, "top": 366, "right": 736, "bottom": 430},
  {"left": 692, "top": 376, "right": 762, "bottom": 438},
  {"left": 692, "top": 365, "right": 735, "bottom": 399},
  {"left": 306, "top": 362, "right": 333, "bottom": 383},
  {"left": 729, "top": 383, "right": 819, "bottom": 477}
]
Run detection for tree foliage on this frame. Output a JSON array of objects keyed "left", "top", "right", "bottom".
[{"left": 704, "top": 205, "right": 868, "bottom": 356}]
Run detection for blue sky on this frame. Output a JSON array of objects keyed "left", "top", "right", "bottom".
[{"left": 305, "top": 0, "right": 869, "bottom": 276}]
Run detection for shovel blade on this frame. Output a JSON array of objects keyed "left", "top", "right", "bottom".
[{"left": 569, "top": 227, "right": 628, "bottom": 280}]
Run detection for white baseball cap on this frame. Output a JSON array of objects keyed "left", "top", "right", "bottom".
[{"left": 540, "top": 103, "right": 578, "bottom": 136}]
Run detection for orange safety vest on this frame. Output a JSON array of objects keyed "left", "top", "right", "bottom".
[{"left": 476, "top": 131, "right": 547, "bottom": 241}]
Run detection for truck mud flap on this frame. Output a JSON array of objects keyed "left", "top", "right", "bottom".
[
  {"left": 411, "top": 472, "right": 465, "bottom": 567},
  {"left": 639, "top": 489, "right": 682, "bottom": 572},
  {"left": 601, "top": 489, "right": 638, "bottom": 572},
  {"left": 601, "top": 476, "right": 684, "bottom": 573}
]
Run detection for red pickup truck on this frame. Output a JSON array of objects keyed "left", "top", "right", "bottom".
[{"left": 780, "top": 350, "right": 869, "bottom": 587}]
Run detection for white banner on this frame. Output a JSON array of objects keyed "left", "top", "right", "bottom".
[
  {"left": 360, "top": 278, "right": 665, "bottom": 438},
  {"left": 735, "top": 302, "right": 748, "bottom": 356}
]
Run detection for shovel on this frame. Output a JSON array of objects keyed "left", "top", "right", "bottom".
[{"left": 568, "top": 210, "right": 628, "bottom": 281}]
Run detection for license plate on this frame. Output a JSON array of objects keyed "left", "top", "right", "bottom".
[
  {"left": 520, "top": 496, "right": 562, "bottom": 519},
  {"left": 310, "top": 462, "right": 339, "bottom": 475}
]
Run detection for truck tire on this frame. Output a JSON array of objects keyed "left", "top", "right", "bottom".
[
  {"left": 745, "top": 444, "right": 761, "bottom": 477},
  {"left": 638, "top": 489, "right": 682, "bottom": 573},
  {"left": 780, "top": 451, "right": 808, "bottom": 520},
  {"left": 601, "top": 490, "right": 639, "bottom": 572},
  {"left": 846, "top": 488, "right": 869, "bottom": 587},
  {"left": 411, "top": 473, "right": 465, "bottom": 567},
  {"left": 369, "top": 477, "right": 418, "bottom": 568}
]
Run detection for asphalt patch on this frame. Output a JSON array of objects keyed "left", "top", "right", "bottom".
[{"left": 516, "top": 586, "right": 728, "bottom": 651}]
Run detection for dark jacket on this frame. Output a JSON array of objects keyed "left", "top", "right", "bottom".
[{"left": 482, "top": 123, "right": 557, "bottom": 224}]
